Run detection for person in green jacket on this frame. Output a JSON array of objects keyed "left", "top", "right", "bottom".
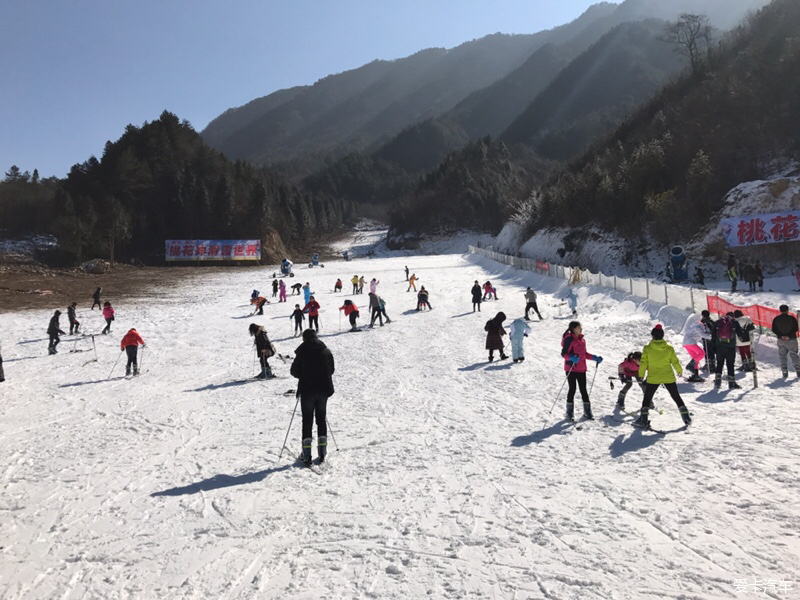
[{"left": 633, "top": 324, "right": 692, "bottom": 429}]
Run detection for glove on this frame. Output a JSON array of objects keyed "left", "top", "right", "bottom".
[
  {"left": 568, "top": 355, "right": 580, "bottom": 365},
  {"left": 594, "top": 356, "right": 603, "bottom": 364},
  {"left": 524, "top": 334, "right": 528, "bottom": 337}
]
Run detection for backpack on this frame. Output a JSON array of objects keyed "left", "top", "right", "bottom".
[
  {"left": 737, "top": 319, "right": 755, "bottom": 343},
  {"left": 716, "top": 317, "right": 734, "bottom": 342}
]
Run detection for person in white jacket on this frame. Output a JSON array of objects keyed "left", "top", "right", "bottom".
[
  {"left": 509, "top": 318, "right": 532, "bottom": 363},
  {"left": 734, "top": 309, "right": 756, "bottom": 372},
  {"left": 682, "top": 317, "right": 711, "bottom": 382},
  {"left": 369, "top": 278, "right": 379, "bottom": 295}
]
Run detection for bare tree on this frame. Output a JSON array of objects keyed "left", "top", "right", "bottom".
[{"left": 661, "top": 14, "right": 713, "bottom": 73}]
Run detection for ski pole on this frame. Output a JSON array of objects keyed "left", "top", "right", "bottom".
[
  {"left": 108, "top": 350, "right": 123, "bottom": 379},
  {"left": 139, "top": 345, "right": 145, "bottom": 372},
  {"left": 549, "top": 363, "right": 575, "bottom": 414},
  {"left": 588, "top": 362, "right": 600, "bottom": 397},
  {"left": 252, "top": 347, "right": 257, "bottom": 377},
  {"left": 278, "top": 393, "right": 301, "bottom": 461},
  {"left": 92, "top": 335, "right": 97, "bottom": 362},
  {"left": 326, "top": 417, "right": 339, "bottom": 451},
  {"left": 339, "top": 310, "right": 341, "bottom": 333}
]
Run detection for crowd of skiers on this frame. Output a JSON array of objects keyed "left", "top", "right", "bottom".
[{"left": 726, "top": 254, "right": 766, "bottom": 293}]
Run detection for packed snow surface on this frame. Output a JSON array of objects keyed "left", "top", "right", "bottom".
[{"left": 1, "top": 252, "right": 798, "bottom": 599}]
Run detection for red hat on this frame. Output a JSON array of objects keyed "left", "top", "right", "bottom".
[{"left": 654, "top": 324, "right": 663, "bottom": 330}]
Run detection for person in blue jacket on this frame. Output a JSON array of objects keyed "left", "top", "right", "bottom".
[
  {"left": 302, "top": 282, "right": 312, "bottom": 305},
  {"left": 566, "top": 289, "right": 578, "bottom": 316}
]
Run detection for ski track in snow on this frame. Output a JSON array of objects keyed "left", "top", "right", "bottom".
[{"left": 1, "top": 254, "right": 798, "bottom": 599}]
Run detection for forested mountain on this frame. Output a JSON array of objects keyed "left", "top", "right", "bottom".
[{"left": 513, "top": 0, "right": 800, "bottom": 244}]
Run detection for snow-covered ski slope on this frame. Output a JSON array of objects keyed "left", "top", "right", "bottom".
[{"left": 1, "top": 253, "right": 798, "bottom": 599}]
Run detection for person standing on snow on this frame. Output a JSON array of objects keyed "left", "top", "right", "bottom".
[
  {"left": 734, "top": 309, "right": 756, "bottom": 372},
  {"left": 561, "top": 321, "right": 601, "bottom": 420},
  {"left": 417, "top": 287, "right": 432, "bottom": 311},
  {"left": 524, "top": 287, "right": 542, "bottom": 320},
  {"left": 290, "top": 329, "right": 335, "bottom": 466},
  {"left": 727, "top": 254, "right": 738, "bottom": 292},
  {"left": 700, "top": 310, "right": 717, "bottom": 373},
  {"left": 0, "top": 340, "right": 4, "bottom": 382},
  {"left": 358, "top": 276, "right": 366, "bottom": 294},
  {"left": 565, "top": 289, "right": 578, "bottom": 316},
  {"left": 754, "top": 260, "right": 764, "bottom": 291},
  {"left": 339, "top": 299, "right": 360, "bottom": 331},
  {"left": 369, "top": 278, "right": 379, "bottom": 295},
  {"left": 351, "top": 275, "right": 360, "bottom": 295},
  {"left": 290, "top": 304, "right": 305, "bottom": 337},
  {"left": 793, "top": 264, "right": 800, "bottom": 291},
  {"left": 509, "top": 317, "right": 531, "bottom": 363},
  {"left": 47, "top": 310, "right": 65, "bottom": 355},
  {"left": 304, "top": 296, "right": 321, "bottom": 332},
  {"left": 91, "top": 287, "right": 102, "bottom": 310},
  {"left": 407, "top": 274, "right": 418, "bottom": 292},
  {"left": 694, "top": 267, "right": 705, "bottom": 286},
  {"left": 485, "top": 312, "right": 508, "bottom": 362},
  {"left": 772, "top": 304, "right": 799, "bottom": 378},
  {"left": 302, "top": 283, "right": 312, "bottom": 305},
  {"left": 482, "top": 281, "right": 494, "bottom": 301},
  {"left": 279, "top": 280, "right": 287, "bottom": 303},
  {"left": 713, "top": 312, "right": 742, "bottom": 389},
  {"left": 633, "top": 325, "right": 693, "bottom": 429},
  {"left": 616, "top": 352, "right": 644, "bottom": 410},
  {"left": 682, "top": 317, "right": 711, "bottom": 382},
  {"left": 334, "top": 278, "right": 343, "bottom": 293},
  {"left": 368, "top": 292, "right": 384, "bottom": 328},
  {"left": 120, "top": 328, "right": 145, "bottom": 377},
  {"left": 249, "top": 323, "right": 276, "bottom": 379},
  {"left": 405, "top": 266, "right": 409, "bottom": 281},
  {"left": 272, "top": 279, "right": 279, "bottom": 298},
  {"left": 741, "top": 263, "right": 757, "bottom": 292},
  {"left": 101, "top": 301, "right": 115, "bottom": 335},
  {"left": 67, "top": 302, "right": 80, "bottom": 335},
  {"left": 471, "top": 281, "right": 482, "bottom": 312}
]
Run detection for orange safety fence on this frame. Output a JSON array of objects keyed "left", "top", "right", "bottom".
[{"left": 707, "top": 295, "right": 798, "bottom": 337}]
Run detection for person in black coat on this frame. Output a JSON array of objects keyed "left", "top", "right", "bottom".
[
  {"left": 484, "top": 312, "right": 508, "bottom": 362},
  {"left": 47, "top": 310, "right": 65, "bottom": 355},
  {"left": 67, "top": 302, "right": 80, "bottom": 334},
  {"left": 91, "top": 287, "right": 102, "bottom": 310},
  {"left": 471, "top": 281, "right": 482, "bottom": 312},
  {"left": 290, "top": 329, "right": 335, "bottom": 465},
  {"left": 249, "top": 323, "right": 275, "bottom": 379}
]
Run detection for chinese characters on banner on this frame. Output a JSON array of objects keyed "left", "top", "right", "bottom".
[
  {"left": 165, "top": 240, "right": 261, "bottom": 262},
  {"left": 721, "top": 210, "right": 800, "bottom": 247}
]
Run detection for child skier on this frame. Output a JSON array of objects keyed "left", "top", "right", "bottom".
[
  {"left": 67, "top": 302, "right": 80, "bottom": 335},
  {"left": 616, "top": 352, "right": 643, "bottom": 410},
  {"left": 682, "top": 317, "right": 711, "bottom": 382},
  {"left": 334, "top": 278, "right": 343, "bottom": 293},
  {"left": 249, "top": 323, "right": 276, "bottom": 379},
  {"left": 279, "top": 280, "right": 287, "bottom": 302},
  {"left": 561, "top": 321, "right": 601, "bottom": 420},
  {"left": 485, "top": 312, "right": 508, "bottom": 362},
  {"left": 120, "top": 328, "right": 146, "bottom": 376},
  {"left": 101, "top": 301, "right": 115, "bottom": 335},
  {"left": 339, "top": 300, "right": 360, "bottom": 331},
  {"left": 509, "top": 317, "right": 531, "bottom": 363},
  {"left": 482, "top": 281, "right": 495, "bottom": 301},
  {"left": 524, "top": 287, "right": 542, "bottom": 320},
  {"left": 565, "top": 289, "right": 578, "bottom": 316},
  {"left": 290, "top": 282, "right": 302, "bottom": 295},
  {"left": 417, "top": 287, "right": 432, "bottom": 311},
  {"left": 290, "top": 304, "right": 305, "bottom": 336},
  {"left": 304, "top": 296, "right": 321, "bottom": 332},
  {"left": 633, "top": 324, "right": 693, "bottom": 429},
  {"left": 47, "top": 310, "right": 65, "bottom": 355},
  {"left": 471, "top": 281, "right": 482, "bottom": 312}
]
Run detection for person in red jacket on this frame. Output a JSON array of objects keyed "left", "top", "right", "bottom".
[
  {"left": 616, "top": 351, "right": 644, "bottom": 410},
  {"left": 304, "top": 296, "right": 321, "bottom": 332},
  {"left": 120, "top": 328, "right": 145, "bottom": 376},
  {"left": 561, "top": 321, "right": 603, "bottom": 421},
  {"left": 339, "top": 299, "right": 360, "bottom": 331}
]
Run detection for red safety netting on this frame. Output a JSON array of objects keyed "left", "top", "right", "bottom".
[
  {"left": 535, "top": 260, "right": 550, "bottom": 273},
  {"left": 707, "top": 295, "right": 798, "bottom": 336}
]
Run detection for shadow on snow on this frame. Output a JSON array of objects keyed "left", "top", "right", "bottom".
[{"left": 151, "top": 464, "right": 295, "bottom": 496}]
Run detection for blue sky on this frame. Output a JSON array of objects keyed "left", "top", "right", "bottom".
[{"left": 1, "top": 0, "right": 602, "bottom": 178}]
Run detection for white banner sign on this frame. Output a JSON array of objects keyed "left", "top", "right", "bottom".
[{"left": 721, "top": 210, "right": 800, "bottom": 247}]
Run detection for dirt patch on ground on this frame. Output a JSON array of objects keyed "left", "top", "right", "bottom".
[{"left": 0, "top": 264, "right": 207, "bottom": 313}]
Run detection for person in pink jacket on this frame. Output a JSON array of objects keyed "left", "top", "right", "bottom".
[
  {"left": 369, "top": 278, "right": 379, "bottom": 294},
  {"left": 279, "top": 279, "right": 287, "bottom": 303},
  {"left": 101, "top": 301, "right": 115, "bottom": 335},
  {"left": 616, "top": 352, "right": 644, "bottom": 410},
  {"left": 560, "top": 321, "right": 602, "bottom": 421}
]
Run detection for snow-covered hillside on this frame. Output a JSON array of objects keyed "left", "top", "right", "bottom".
[{"left": 1, "top": 252, "right": 798, "bottom": 599}]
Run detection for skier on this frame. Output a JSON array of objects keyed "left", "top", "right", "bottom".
[
  {"left": 471, "top": 280, "right": 482, "bottom": 312},
  {"left": 279, "top": 280, "right": 287, "bottom": 303},
  {"left": 67, "top": 302, "right": 80, "bottom": 335},
  {"left": 302, "top": 282, "right": 312, "bottom": 305},
  {"left": 249, "top": 323, "right": 276, "bottom": 379},
  {"left": 524, "top": 287, "right": 542, "bottom": 320},
  {"left": 251, "top": 289, "right": 260, "bottom": 302},
  {"left": 734, "top": 309, "right": 756, "bottom": 372},
  {"left": 509, "top": 317, "right": 531, "bottom": 363},
  {"left": 682, "top": 317, "right": 711, "bottom": 381},
  {"left": 482, "top": 281, "right": 494, "bottom": 301},
  {"left": 290, "top": 328, "right": 335, "bottom": 466},
  {"left": 700, "top": 310, "right": 717, "bottom": 373},
  {"left": 694, "top": 267, "right": 705, "bottom": 286},
  {"left": 771, "top": 304, "right": 800, "bottom": 378},
  {"left": 351, "top": 275, "right": 360, "bottom": 295},
  {"left": 755, "top": 260, "right": 764, "bottom": 291},
  {"left": 272, "top": 279, "right": 279, "bottom": 298},
  {"left": 358, "top": 276, "right": 366, "bottom": 294},
  {"left": 378, "top": 295, "right": 391, "bottom": 324},
  {"left": 485, "top": 312, "right": 508, "bottom": 363},
  {"left": 616, "top": 352, "right": 644, "bottom": 410},
  {"left": 565, "top": 289, "right": 578, "bottom": 316},
  {"left": 339, "top": 300, "right": 360, "bottom": 331},
  {"left": 405, "top": 266, "right": 409, "bottom": 281},
  {"left": 407, "top": 274, "right": 418, "bottom": 292},
  {"left": 334, "top": 278, "right": 343, "bottom": 293},
  {"left": 793, "top": 264, "right": 800, "bottom": 291},
  {"left": 369, "top": 278, "right": 379, "bottom": 294},
  {"left": 304, "top": 296, "right": 321, "bottom": 332},
  {"left": 101, "top": 301, "right": 115, "bottom": 335},
  {"left": 368, "top": 292, "right": 384, "bottom": 328},
  {"left": 291, "top": 282, "right": 303, "bottom": 296},
  {"left": 561, "top": 321, "right": 601, "bottom": 420},
  {"left": 727, "top": 254, "right": 738, "bottom": 292},
  {"left": 633, "top": 324, "right": 693, "bottom": 429},
  {"left": 713, "top": 312, "right": 742, "bottom": 389},
  {"left": 741, "top": 263, "right": 757, "bottom": 292},
  {"left": 47, "top": 310, "right": 65, "bottom": 355},
  {"left": 290, "top": 304, "right": 305, "bottom": 337},
  {"left": 417, "top": 287, "right": 432, "bottom": 311},
  {"left": 91, "top": 287, "right": 102, "bottom": 310},
  {"left": 120, "top": 328, "right": 145, "bottom": 376},
  {"left": 311, "top": 253, "right": 320, "bottom": 267},
  {"left": 254, "top": 296, "right": 268, "bottom": 315}
]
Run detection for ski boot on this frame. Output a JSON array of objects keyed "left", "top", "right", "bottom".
[
  {"left": 126, "top": 367, "right": 131, "bottom": 377},
  {"left": 513, "top": 358, "right": 519, "bottom": 363},
  {"left": 301, "top": 439, "right": 313, "bottom": 467},
  {"left": 782, "top": 369, "right": 789, "bottom": 378},
  {"left": 687, "top": 373, "right": 704, "bottom": 383},
  {"left": 728, "top": 376, "right": 741, "bottom": 390},
  {"left": 633, "top": 410, "right": 650, "bottom": 430},
  {"left": 680, "top": 406, "right": 692, "bottom": 426},
  {"left": 318, "top": 436, "right": 327, "bottom": 464},
  {"left": 713, "top": 373, "right": 722, "bottom": 389},
  {"left": 133, "top": 367, "right": 139, "bottom": 377},
  {"left": 566, "top": 402, "right": 574, "bottom": 422},
  {"left": 582, "top": 402, "right": 594, "bottom": 420},
  {"left": 616, "top": 392, "right": 625, "bottom": 410},
  {"left": 519, "top": 357, "right": 525, "bottom": 362}
]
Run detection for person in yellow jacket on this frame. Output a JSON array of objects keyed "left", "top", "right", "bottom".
[
  {"left": 633, "top": 324, "right": 692, "bottom": 430},
  {"left": 407, "top": 273, "right": 418, "bottom": 292},
  {"left": 351, "top": 275, "right": 359, "bottom": 295}
]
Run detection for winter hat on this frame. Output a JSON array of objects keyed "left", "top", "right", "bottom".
[
  {"left": 654, "top": 324, "right": 663, "bottom": 331},
  {"left": 248, "top": 324, "right": 260, "bottom": 335},
  {"left": 302, "top": 329, "right": 318, "bottom": 342},
  {"left": 651, "top": 324, "right": 665, "bottom": 340}
]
